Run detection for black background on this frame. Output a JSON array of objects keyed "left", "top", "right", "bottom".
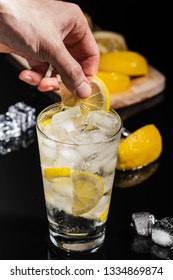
[{"left": 0, "top": 1, "right": 173, "bottom": 260}]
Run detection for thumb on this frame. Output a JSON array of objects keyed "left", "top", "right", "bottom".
[{"left": 51, "top": 44, "right": 92, "bottom": 98}]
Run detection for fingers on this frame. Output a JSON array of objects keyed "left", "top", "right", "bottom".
[
  {"left": 19, "top": 69, "right": 59, "bottom": 91},
  {"left": 19, "top": 60, "right": 60, "bottom": 91}
]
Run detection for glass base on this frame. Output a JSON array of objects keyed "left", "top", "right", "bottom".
[{"left": 49, "top": 226, "right": 105, "bottom": 254}]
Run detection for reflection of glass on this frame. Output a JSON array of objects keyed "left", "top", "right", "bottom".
[
  {"left": 36, "top": 103, "right": 122, "bottom": 254},
  {"left": 114, "top": 162, "right": 159, "bottom": 188}
]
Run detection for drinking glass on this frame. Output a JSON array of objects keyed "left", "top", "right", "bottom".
[{"left": 36, "top": 102, "right": 122, "bottom": 254}]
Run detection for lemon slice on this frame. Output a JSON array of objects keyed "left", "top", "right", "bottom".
[
  {"left": 72, "top": 171, "right": 104, "bottom": 216},
  {"left": 99, "top": 51, "right": 148, "bottom": 76},
  {"left": 41, "top": 118, "right": 52, "bottom": 126},
  {"left": 97, "top": 71, "right": 130, "bottom": 93},
  {"left": 117, "top": 124, "right": 162, "bottom": 170},
  {"left": 59, "top": 75, "right": 110, "bottom": 114},
  {"left": 44, "top": 167, "right": 71, "bottom": 182},
  {"left": 99, "top": 201, "right": 110, "bottom": 222},
  {"left": 93, "top": 30, "right": 128, "bottom": 53}
]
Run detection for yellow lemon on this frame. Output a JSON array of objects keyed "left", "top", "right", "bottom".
[
  {"left": 99, "top": 201, "right": 110, "bottom": 222},
  {"left": 59, "top": 75, "right": 110, "bottom": 114},
  {"left": 72, "top": 171, "right": 104, "bottom": 216},
  {"left": 117, "top": 124, "right": 162, "bottom": 170},
  {"left": 99, "top": 51, "right": 148, "bottom": 76},
  {"left": 43, "top": 167, "right": 71, "bottom": 181},
  {"left": 93, "top": 30, "right": 128, "bottom": 53},
  {"left": 41, "top": 118, "right": 52, "bottom": 126},
  {"left": 97, "top": 71, "right": 130, "bottom": 93}
]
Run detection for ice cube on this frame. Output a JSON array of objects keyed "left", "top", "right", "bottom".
[
  {"left": 8, "top": 102, "right": 36, "bottom": 132},
  {"left": 44, "top": 178, "right": 73, "bottom": 214},
  {"left": 0, "top": 113, "right": 21, "bottom": 141},
  {"left": 151, "top": 217, "right": 173, "bottom": 247},
  {"left": 132, "top": 212, "right": 155, "bottom": 236},
  {"left": 55, "top": 146, "right": 82, "bottom": 169},
  {"left": 44, "top": 123, "right": 69, "bottom": 142},
  {"left": 83, "top": 194, "right": 110, "bottom": 221},
  {"left": 51, "top": 106, "right": 81, "bottom": 124},
  {"left": 78, "top": 129, "right": 107, "bottom": 144},
  {"left": 86, "top": 110, "right": 119, "bottom": 137}
]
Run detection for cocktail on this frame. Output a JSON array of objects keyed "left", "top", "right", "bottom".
[{"left": 36, "top": 76, "right": 122, "bottom": 253}]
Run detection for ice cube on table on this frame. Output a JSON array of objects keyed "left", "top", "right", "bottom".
[
  {"left": 151, "top": 217, "right": 173, "bottom": 247},
  {"left": 8, "top": 102, "right": 36, "bottom": 132},
  {"left": 132, "top": 212, "right": 155, "bottom": 236}
]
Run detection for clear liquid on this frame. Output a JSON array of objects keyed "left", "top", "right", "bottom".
[{"left": 37, "top": 104, "right": 121, "bottom": 253}]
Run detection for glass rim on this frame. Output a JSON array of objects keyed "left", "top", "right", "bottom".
[{"left": 36, "top": 102, "right": 122, "bottom": 146}]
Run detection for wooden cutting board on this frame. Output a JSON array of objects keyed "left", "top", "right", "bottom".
[
  {"left": 10, "top": 54, "right": 166, "bottom": 109},
  {"left": 110, "top": 66, "right": 166, "bottom": 109}
]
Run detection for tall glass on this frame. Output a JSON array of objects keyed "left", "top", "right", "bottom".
[{"left": 36, "top": 103, "right": 122, "bottom": 254}]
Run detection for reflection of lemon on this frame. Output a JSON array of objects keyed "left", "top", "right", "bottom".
[
  {"left": 117, "top": 124, "right": 162, "bottom": 170},
  {"left": 99, "top": 51, "right": 148, "bottom": 76},
  {"left": 97, "top": 71, "right": 130, "bottom": 93},
  {"left": 72, "top": 171, "right": 104, "bottom": 216},
  {"left": 93, "top": 30, "right": 128, "bottom": 53},
  {"left": 60, "top": 75, "right": 110, "bottom": 114}
]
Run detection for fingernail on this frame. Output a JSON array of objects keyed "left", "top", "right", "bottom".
[
  {"left": 75, "top": 82, "right": 91, "bottom": 98},
  {"left": 47, "top": 87, "right": 54, "bottom": 91},
  {"left": 22, "top": 75, "right": 33, "bottom": 82}
]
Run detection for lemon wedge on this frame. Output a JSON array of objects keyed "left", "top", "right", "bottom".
[
  {"left": 97, "top": 71, "right": 130, "bottom": 93},
  {"left": 93, "top": 30, "right": 128, "bottom": 53},
  {"left": 99, "top": 201, "right": 110, "bottom": 222},
  {"left": 99, "top": 51, "right": 148, "bottom": 76},
  {"left": 72, "top": 171, "right": 104, "bottom": 216},
  {"left": 59, "top": 75, "right": 110, "bottom": 114},
  {"left": 44, "top": 167, "right": 71, "bottom": 181},
  {"left": 117, "top": 124, "right": 162, "bottom": 170},
  {"left": 41, "top": 118, "right": 52, "bottom": 126}
]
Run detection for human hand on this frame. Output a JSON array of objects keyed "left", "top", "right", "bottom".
[{"left": 0, "top": 0, "right": 99, "bottom": 98}]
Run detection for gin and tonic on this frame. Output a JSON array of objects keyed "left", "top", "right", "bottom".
[{"left": 36, "top": 97, "right": 121, "bottom": 253}]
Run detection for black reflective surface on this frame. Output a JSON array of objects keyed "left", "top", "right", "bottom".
[{"left": 0, "top": 48, "right": 172, "bottom": 260}]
